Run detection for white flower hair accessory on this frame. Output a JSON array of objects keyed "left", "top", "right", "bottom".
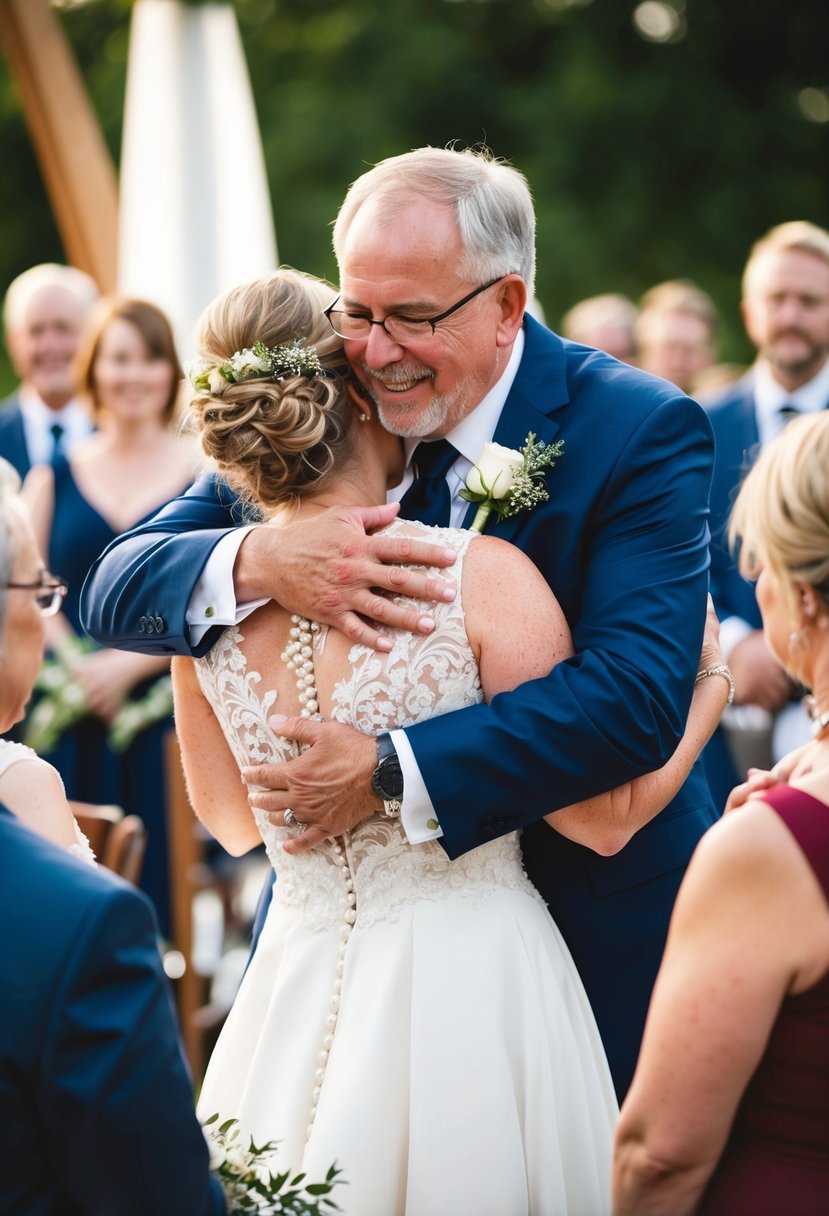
[{"left": 188, "top": 338, "right": 324, "bottom": 393}]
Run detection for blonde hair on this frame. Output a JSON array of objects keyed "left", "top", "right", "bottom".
[
  {"left": 742, "top": 220, "right": 829, "bottom": 298},
  {"left": 332, "top": 145, "right": 536, "bottom": 298},
  {"left": 189, "top": 269, "right": 355, "bottom": 514},
  {"left": 729, "top": 412, "right": 829, "bottom": 628}
]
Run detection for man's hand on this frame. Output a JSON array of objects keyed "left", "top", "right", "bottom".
[
  {"left": 241, "top": 716, "right": 380, "bottom": 855},
  {"left": 728, "top": 630, "right": 794, "bottom": 711},
  {"left": 234, "top": 502, "right": 457, "bottom": 651}
]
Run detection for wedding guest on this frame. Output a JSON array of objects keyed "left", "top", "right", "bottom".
[
  {"left": 0, "top": 263, "right": 99, "bottom": 478},
  {"left": 561, "top": 291, "right": 639, "bottom": 363},
  {"left": 0, "top": 456, "right": 93, "bottom": 862},
  {"left": 23, "top": 297, "right": 200, "bottom": 934},
  {"left": 0, "top": 821, "right": 226, "bottom": 1215},
  {"left": 701, "top": 221, "right": 829, "bottom": 809},
  {"left": 81, "top": 145, "right": 719, "bottom": 1100},
  {"left": 613, "top": 410, "right": 829, "bottom": 1216},
  {"left": 635, "top": 278, "right": 718, "bottom": 395}
]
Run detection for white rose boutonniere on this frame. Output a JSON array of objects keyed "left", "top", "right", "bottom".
[{"left": 460, "top": 431, "right": 565, "bottom": 533}]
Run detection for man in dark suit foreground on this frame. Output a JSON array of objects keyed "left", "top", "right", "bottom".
[{"left": 0, "top": 806, "right": 226, "bottom": 1215}]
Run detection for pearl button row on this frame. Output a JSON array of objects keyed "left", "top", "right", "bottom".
[
  {"left": 281, "top": 614, "right": 324, "bottom": 720},
  {"left": 306, "top": 837, "right": 356, "bottom": 1142}
]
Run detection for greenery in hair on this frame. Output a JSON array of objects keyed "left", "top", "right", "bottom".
[{"left": 188, "top": 339, "right": 323, "bottom": 393}]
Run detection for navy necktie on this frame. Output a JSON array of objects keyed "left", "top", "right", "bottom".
[
  {"left": 399, "top": 439, "right": 458, "bottom": 528},
  {"left": 49, "top": 422, "right": 64, "bottom": 462}
]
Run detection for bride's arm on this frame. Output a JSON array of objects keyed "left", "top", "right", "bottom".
[
  {"left": 171, "top": 657, "right": 263, "bottom": 855},
  {"left": 467, "top": 539, "right": 728, "bottom": 856}
]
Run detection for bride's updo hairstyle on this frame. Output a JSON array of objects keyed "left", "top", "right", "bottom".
[{"left": 189, "top": 269, "right": 354, "bottom": 514}]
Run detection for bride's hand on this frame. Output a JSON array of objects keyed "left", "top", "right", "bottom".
[{"left": 724, "top": 766, "right": 778, "bottom": 813}]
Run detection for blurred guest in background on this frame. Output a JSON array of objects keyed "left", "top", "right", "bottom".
[
  {"left": 702, "top": 221, "right": 829, "bottom": 809},
  {"left": 0, "top": 263, "right": 99, "bottom": 479},
  {"left": 23, "top": 297, "right": 200, "bottom": 935},
  {"left": 561, "top": 291, "right": 638, "bottom": 363},
  {"left": 613, "top": 411, "right": 829, "bottom": 1216},
  {"left": 635, "top": 279, "right": 718, "bottom": 395},
  {"left": 0, "top": 456, "right": 94, "bottom": 863}
]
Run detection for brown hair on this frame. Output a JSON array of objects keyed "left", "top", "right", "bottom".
[
  {"left": 74, "top": 297, "right": 183, "bottom": 425},
  {"left": 188, "top": 269, "right": 356, "bottom": 514}
]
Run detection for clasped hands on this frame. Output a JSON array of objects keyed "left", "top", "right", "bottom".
[{"left": 237, "top": 502, "right": 455, "bottom": 854}]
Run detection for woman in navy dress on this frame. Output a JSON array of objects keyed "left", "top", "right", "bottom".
[
  {"left": 613, "top": 411, "right": 829, "bottom": 1215},
  {"left": 24, "top": 298, "right": 200, "bottom": 934}
]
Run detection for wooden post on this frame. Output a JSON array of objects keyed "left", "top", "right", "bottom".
[{"left": 0, "top": 0, "right": 118, "bottom": 290}]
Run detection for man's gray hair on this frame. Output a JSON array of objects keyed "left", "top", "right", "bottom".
[
  {"left": 0, "top": 459, "right": 22, "bottom": 645},
  {"left": 332, "top": 146, "right": 536, "bottom": 299},
  {"left": 3, "top": 262, "right": 100, "bottom": 337}
]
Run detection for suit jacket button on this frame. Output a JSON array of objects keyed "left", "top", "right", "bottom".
[
  {"left": 138, "top": 615, "right": 147, "bottom": 632},
  {"left": 154, "top": 616, "right": 165, "bottom": 632}
]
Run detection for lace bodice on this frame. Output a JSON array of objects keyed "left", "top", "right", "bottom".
[
  {"left": 194, "top": 519, "right": 545, "bottom": 930},
  {"left": 0, "top": 739, "right": 96, "bottom": 865}
]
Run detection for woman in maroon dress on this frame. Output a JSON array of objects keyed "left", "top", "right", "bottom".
[{"left": 612, "top": 410, "right": 829, "bottom": 1216}]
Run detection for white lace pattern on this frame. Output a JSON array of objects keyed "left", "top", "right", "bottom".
[{"left": 194, "top": 519, "right": 546, "bottom": 933}]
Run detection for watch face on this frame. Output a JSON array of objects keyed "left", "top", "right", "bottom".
[{"left": 375, "top": 756, "right": 404, "bottom": 800}]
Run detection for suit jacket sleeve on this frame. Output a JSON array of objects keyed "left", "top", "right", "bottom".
[
  {"left": 80, "top": 472, "right": 242, "bottom": 657},
  {"left": 40, "top": 883, "right": 227, "bottom": 1215},
  {"left": 407, "top": 393, "right": 714, "bottom": 858}
]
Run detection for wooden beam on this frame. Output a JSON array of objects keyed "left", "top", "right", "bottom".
[{"left": 0, "top": 0, "right": 118, "bottom": 291}]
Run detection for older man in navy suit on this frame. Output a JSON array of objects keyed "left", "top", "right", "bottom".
[
  {"left": 702, "top": 221, "right": 829, "bottom": 808},
  {"left": 0, "top": 263, "right": 98, "bottom": 479},
  {"left": 82, "top": 147, "right": 720, "bottom": 1099}
]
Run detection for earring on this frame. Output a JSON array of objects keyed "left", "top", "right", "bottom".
[{"left": 357, "top": 411, "right": 369, "bottom": 424}]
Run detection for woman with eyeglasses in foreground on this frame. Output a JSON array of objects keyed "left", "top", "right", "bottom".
[
  {"left": 0, "top": 457, "right": 94, "bottom": 861},
  {"left": 613, "top": 411, "right": 829, "bottom": 1216}
]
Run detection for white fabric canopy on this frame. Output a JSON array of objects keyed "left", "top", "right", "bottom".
[{"left": 118, "top": 0, "right": 277, "bottom": 356}]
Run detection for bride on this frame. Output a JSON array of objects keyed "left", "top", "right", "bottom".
[{"left": 172, "top": 269, "right": 728, "bottom": 1216}]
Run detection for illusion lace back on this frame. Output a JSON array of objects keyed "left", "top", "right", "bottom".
[
  {"left": 195, "top": 518, "right": 616, "bottom": 1216},
  {"left": 0, "top": 739, "right": 96, "bottom": 865}
]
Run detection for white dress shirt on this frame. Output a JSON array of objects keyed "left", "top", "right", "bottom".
[
  {"left": 18, "top": 386, "right": 93, "bottom": 467},
  {"left": 187, "top": 330, "right": 527, "bottom": 842}
]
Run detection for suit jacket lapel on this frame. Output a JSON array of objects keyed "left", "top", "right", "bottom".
[{"left": 462, "top": 316, "right": 568, "bottom": 541}]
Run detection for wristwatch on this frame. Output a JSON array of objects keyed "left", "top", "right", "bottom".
[{"left": 371, "top": 733, "right": 403, "bottom": 817}]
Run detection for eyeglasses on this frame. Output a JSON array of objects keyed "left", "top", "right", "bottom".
[
  {"left": 324, "top": 276, "right": 506, "bottom": 344},
  {"left": 7, "top": 574, "right": 68, "bottom": 617}
]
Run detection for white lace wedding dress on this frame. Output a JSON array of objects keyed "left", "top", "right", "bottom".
[
  {"left": 195, "top": 521, "right": 617, "bottom": 1216},
  {"left": 0, "top": 739, "right": 96, "bottom": 864}
]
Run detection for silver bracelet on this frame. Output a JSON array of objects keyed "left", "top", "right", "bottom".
[{"left": 695, "top": 663, "right": 735, "bottom": 705}]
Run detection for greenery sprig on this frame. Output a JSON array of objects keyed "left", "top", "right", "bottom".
[{"left": 203, "top": 1115, "right": 343, "bottom": 1214}]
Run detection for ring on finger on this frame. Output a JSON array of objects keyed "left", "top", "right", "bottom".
[{"left": 283, "top": 808, "right": 301, "bottom": 829}]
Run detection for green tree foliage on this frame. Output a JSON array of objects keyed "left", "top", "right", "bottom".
[{"left": 1, "top": 0, "right": 827, "bottom": 392}]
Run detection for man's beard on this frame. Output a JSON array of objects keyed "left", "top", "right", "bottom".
[{"left": 360, "top": 363, "right": 469, "bottom": 438}]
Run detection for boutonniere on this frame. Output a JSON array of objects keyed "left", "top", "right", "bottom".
[{"left": 460, "top": 432, "right": 565, "bottom": 533}]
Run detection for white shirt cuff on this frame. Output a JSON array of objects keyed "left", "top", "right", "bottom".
[
  {"left": 186, "top": 526, "right": 269, "bottom": 646},
  {"left": 719, "top": 615, "right": 754, "bottom": 661},
  {"left": 391, "top": 729, "right": 443, "bottom": 843}
]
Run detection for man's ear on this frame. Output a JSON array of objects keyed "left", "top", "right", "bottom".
[{"left": 495, "top": 275, "right": 527, "bottom": 347}]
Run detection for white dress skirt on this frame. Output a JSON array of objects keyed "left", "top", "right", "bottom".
[{"left": 195, "top": 522, "right": 617, "bottom": 1216}]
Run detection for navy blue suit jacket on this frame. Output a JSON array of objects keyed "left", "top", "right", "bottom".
[
  {"left": 0, "top": 807, "right": 226, "bottom": 1215},
  {"left": 81, "top": 316, "right": 717, "bottom": 1097},
  {"left": 0, "top": 396, "right": 31, "bottom": 480}
]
